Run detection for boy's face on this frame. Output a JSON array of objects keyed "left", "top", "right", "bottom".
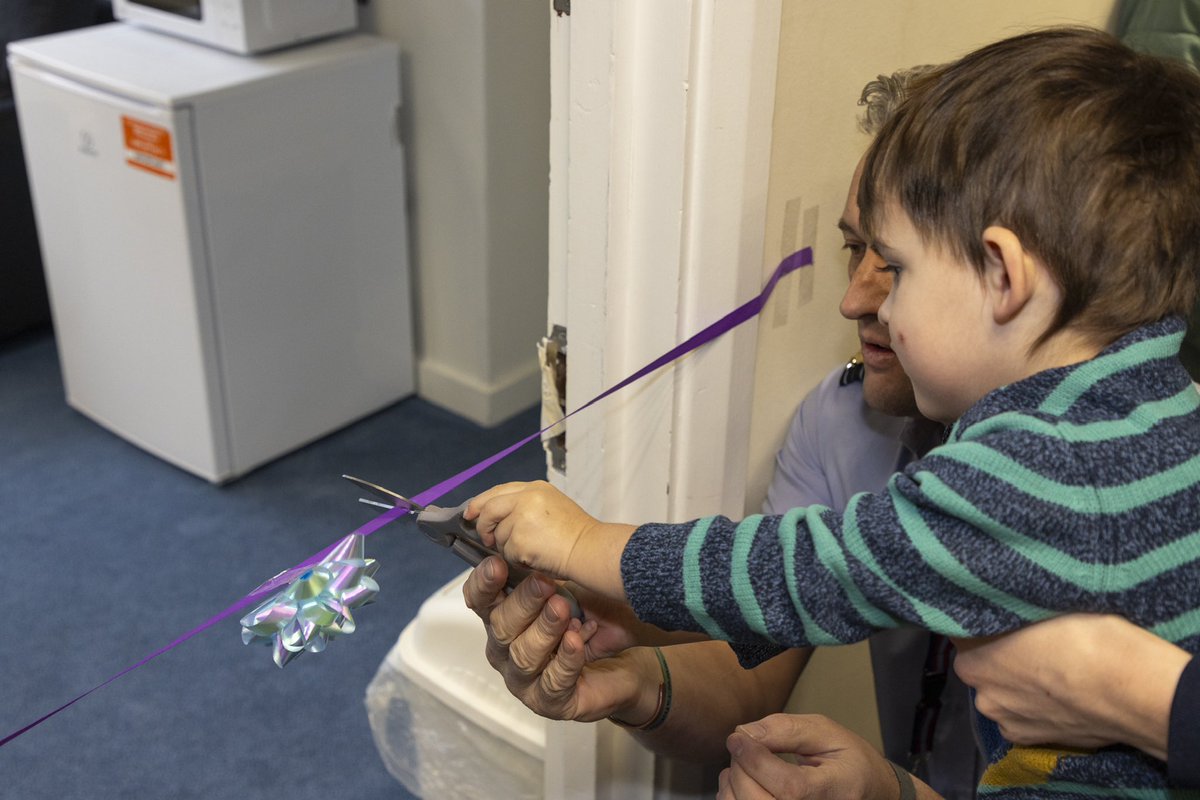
[{"left": 873, "top": 203, "right": 993, "bottom": 424}]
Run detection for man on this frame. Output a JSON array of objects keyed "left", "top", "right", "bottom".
[{"left": 464, "top": 69, "right": 983, "bottom": 798}]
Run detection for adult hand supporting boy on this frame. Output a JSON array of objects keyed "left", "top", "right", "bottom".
[
  {"left": 954, "top": 614, "right": 1190, "bottom": 762},
  {"left": 466, "top": 480, "right": 635, "bottom": 601}
]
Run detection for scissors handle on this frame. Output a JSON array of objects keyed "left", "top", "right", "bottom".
[{"left": 416, "top": 503, "right": 583, "bottom": 620}]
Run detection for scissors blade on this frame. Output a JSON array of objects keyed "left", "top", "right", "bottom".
[
  {"left": 358, "top": 498, "right": 395, "bottom": 510},
  {"left": 340, "top": 474, "right": 584, "bottom": 621},
  {"left": 342, "top": 474, "right": 424, "bottom": 512}
]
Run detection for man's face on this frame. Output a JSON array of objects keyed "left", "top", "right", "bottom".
[{"left": 838, "top": 160, "right": 920, "bottom": 418}]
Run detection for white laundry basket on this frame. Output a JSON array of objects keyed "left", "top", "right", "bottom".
[{"left": 365, "top": 570, "right": 546, "bottom": 799}]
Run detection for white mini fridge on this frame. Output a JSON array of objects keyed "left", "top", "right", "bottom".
[{"left": 8, "top": 23, "right": 415, "bottom": 483}]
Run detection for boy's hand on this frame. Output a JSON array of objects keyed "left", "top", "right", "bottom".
[
  {"left": 466, "top": 481, "right": 634, "bottom": 600},
  {"left": 467, "top": 481, "right": 594, "bottom": 577}
]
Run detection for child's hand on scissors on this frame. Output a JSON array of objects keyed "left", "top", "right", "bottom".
[{"left": 466, "top": 481, "right": 634, "bottom": 602}]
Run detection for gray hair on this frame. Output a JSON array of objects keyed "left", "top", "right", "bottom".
[{"left": 857, "top": 65, "right": 940, "bottom": 135}]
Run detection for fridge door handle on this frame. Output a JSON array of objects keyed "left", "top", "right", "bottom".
[{"left": 9, "top": 59, "right": 162, "bottom": 114}]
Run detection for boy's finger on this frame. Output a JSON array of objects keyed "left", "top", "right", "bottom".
[
  {"left": 472, "top": 493, "right": 520, "bottom": 546},
  {"left": 465, "top": 481, "right": 533, "bottom": 519}
]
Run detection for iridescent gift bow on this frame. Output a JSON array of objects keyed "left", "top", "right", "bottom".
[
  {"left": 241, "top": 533, "right": 381, "bottom": 667},
  {"left": 0, "top": 246, "right": 813, "bottom": 746}
]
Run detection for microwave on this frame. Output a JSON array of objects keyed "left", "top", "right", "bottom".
[{"left": 111, "top": 0, "right": 358, "bottom": 55}]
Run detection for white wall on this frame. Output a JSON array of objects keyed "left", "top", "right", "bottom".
[
  {"left": 753, "top": 0, "right": 1118, "bottom": 746},
  {"left": 361, "top": 1, "right": 550, "bottom": 426}
]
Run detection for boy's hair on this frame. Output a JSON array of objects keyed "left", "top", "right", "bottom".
[{"left": 859, "top": 27, "right": 1200, "bottom": 345}]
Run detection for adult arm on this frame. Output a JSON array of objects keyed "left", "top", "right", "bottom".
[
  {"left": 719, "top": 714, "right": 943, "bottom": 800},
  {"left": 953, "top": 614, "right": 1195, "bottom": 783},
  {"left": 629, "top": 643, "right": 810, "bottom": 763}
]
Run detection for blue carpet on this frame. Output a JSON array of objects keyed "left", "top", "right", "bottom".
[{"left": 0, "top": 329, "right": 546, "bottom": 799}]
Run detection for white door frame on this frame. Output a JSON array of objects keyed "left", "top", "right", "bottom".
[{"left": 545, "top": 1, "right": 782, "bottom": 796}]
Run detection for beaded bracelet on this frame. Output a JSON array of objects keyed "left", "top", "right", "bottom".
[{"left": 609, "top": 647, "right": 673, "bottom": 731}]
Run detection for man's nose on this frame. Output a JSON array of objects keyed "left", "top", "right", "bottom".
[{"left": 838, "top": 249, "right": 891, "bottom": 321}]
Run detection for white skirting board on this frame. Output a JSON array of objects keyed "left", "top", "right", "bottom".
[{"left": 417, "top": 356, "right": 542, "bottom": 428}]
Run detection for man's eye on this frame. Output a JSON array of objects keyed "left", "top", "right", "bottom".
[
  {"left": 842, "top": 242, "right": 866, "bottom": 258},
  {"left": 878, "top": 263, "right": 902, "bottom": 276}
]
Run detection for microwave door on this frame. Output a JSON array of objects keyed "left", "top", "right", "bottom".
[{"left": 125, "top": 0, "right": 202, "bottom": 20}]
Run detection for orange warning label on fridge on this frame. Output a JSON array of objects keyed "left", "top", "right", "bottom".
[{"left": 122, "top": 116, "right": 176, "bottom": 180}]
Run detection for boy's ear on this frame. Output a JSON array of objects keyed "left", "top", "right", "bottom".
[{"left": 980, "top": 226, "right": 1037, "bottom": 325}]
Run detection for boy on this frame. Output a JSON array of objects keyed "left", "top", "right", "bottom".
[{"left": 468, "top": 27, "right": 1200, "bottom": 796}]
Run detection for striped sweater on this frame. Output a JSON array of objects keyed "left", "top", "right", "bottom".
[{"left": 622, "top": 317, "right": 1200, "bottom": 798}]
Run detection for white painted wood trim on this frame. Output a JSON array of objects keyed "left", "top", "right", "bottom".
[
  {"left": 544, "top": 1, "right": 782, "bottom": 796},
  {"left": 669, "top": 0, "right": 783, "bottom": 521},
  {"left": 543, "top": 5, "right": 614, "bottom": 797},
  {"left": 416, "top": 356, "right": 542, "bottom": 427}
]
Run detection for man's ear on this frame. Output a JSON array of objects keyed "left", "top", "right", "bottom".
[{"left": 980, "top": 226, "right": 1037, "bottom": 325}]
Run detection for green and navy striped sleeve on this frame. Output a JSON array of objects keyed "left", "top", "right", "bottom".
[{"left": 621, "top": 318, "right": 1200, "bottom": 667}]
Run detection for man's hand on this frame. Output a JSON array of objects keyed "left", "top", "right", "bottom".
[
  {"left": 462, "top": 555, "right": 654, "bottom": 722},
  {"left": 718, "top": 714, "right": 917, "bottom": 799}
]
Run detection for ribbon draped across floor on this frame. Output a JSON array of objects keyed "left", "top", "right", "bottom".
[{"left": 0, "top": 246, "right": 813, "bottom": 747}]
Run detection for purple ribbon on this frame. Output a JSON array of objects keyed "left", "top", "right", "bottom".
[
  {"left": 0, "top": 246, "right": 812, "bottom": 747},
  {"left": 407, "top": 245, "right": 813, "bottom": 510}
]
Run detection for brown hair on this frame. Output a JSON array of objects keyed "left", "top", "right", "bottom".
[{"left": 859, "top": 27, "right": 1200, "bottom": 345}]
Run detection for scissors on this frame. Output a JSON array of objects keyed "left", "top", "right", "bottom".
[{"left": 342, "top": 474, "right": 583, "bottom": 620}]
